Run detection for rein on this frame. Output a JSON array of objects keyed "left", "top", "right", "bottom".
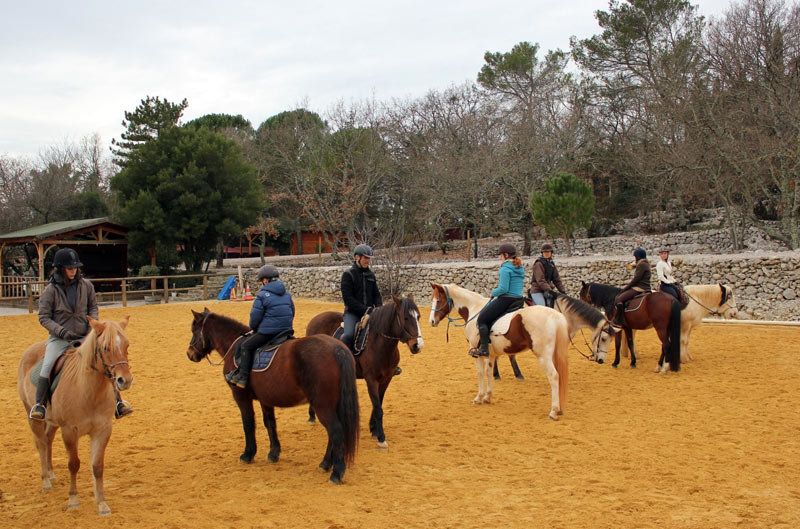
[
  {"left": 380, "top": 305, "right": 421, "bottom": 343},
  {"left": 190, "top": 313, "right": 241, "bottom": 367},
  {"left": 555, "top": 297, "right": 608, "bottom": 361},
  {"left": 89, "top": 334, "right": 129, "bottom": 380},
  {"left": 685, "top": 288, "right": 728, "bottom": 317},
  {"left": 434, "top": 286, "right": 483, "bottom": 343}
]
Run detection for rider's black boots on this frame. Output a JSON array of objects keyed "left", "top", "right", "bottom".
[
  {"left": 613, "top": 303, "right": 625, "bottom": 326},
  {"left": 477, "top": 324, "right": 491, "bottom": 357},
  {"left": 226, "top": 349, "right": 253, "bottom": 389},
  {"left": 29, "top": 376, "right": 49, "bottom": 421}
]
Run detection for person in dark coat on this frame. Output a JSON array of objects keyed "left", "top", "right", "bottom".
[
  {"left": 340, "top": 244, "right": 383, "bottom": 354},
  {"left": 529, "top": 242, "right": 566, "bottom": 307},
  {"left": 30, "top": 247, "right": 133, "bottom": 420},
  {"left": 612, "top": 247, "right": 652, "bottom": 325},
  {"left": 225, "top": 264, "right": 295, "bottom": 388}
]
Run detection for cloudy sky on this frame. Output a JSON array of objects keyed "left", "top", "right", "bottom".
[{"left": 1, "top": 0, "right": 733, "bottom": 157}]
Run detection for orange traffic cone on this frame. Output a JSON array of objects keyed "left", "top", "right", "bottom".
[
  {"left": 244, "top": 282, "right": 254, "bottom": 301},
  {"left": 230, "top": 286, "right": 238, "bottom": 301}
]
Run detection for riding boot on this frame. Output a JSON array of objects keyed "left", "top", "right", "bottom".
[
  {"left": 114, "top": 390, "right": 134, "bottom": 419},
  {"left": 613, "top": 303, "right": 625, "bottom": 326},
  {"left": 29, "top": 376, "right": 49, "bottom": 421},
  {"left": 477, "top": 324, "right": 491, "bottom": 357},
  {"left": 226, "top": 349, "right": 253, "bottom": 389}
]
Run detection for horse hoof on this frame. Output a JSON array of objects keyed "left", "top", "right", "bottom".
[
  {"left": 515, "top": 375, "right": 525, "bottom": 380},
  {"left": 239, "top": 455, "right": 254, "bottom": 464},
  {"left": 307, "top": 418, "right": 316, "bottom": 424},
  {"left": 549, "top": 412, "right": 559, "bottom": 421},
  {"left": 377, "top": 440, "right": 389, "bottom": 449},
  {"left": 67, "top": 498, "right": 79, "bottom": 510},
  {"left": 329, "top": 474, "right": 343, "bottom": 485},
  {"left": 630, "top": 364, "right": 637, "bottom": 369},
  {"left": 612, "top": 364, "right": 619, "bottom": 369},
  {"left": 41, "top": 481, "right": 52, "bottom": 492},
  {"left": 98, "top": 502, "right": 111, "bottom": 516},
  {"left": 267, "top": 454, "right": 279, "bottom": 463},
  {"left": 319, "top": 460, "right": 332, "bottom": 471}
]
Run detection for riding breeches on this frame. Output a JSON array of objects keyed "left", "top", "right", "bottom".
[
  {"left": 341, "top": 311, "right": 361, "bottom": 350},
  {"left": 530, "top": 292, "right": 547, "bottom": 307},
  {"left": 41, "top": 335, "right": 71, "bottom": 378},
  {"left": 477, "top": 295, "right": 522, "bottom": 331},
  {"left": 660, "top": 283, "right": 678, "bottom": 299},
  {"left": 614, "top": 289, "right": 642, "bottom": 306}
]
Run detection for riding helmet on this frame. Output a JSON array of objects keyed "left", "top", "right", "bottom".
[
  {"left": 353, "top": 244, "right": 374, "bottom": 258},
  {"left": 540, "top": 242, "right": 554, "bottom": 253},
  {"left": 633, "top": 247, "right": 647, "bottom": 260},
  {"left": 659, "top": 246, "right": 670, "bottom": 254},
  {"left": 257, "top": 264, "right": 279, "bottom": 280},
  {"left": 53, "top": 248, "right": 83, "bottom": 269},
  {"left": 497, "top": 242, "right": 517, "bottom": 257}
]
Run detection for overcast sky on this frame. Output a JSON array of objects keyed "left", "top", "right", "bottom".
[{"left": 1, "top": 0, "right": 734, "bottom": 158}]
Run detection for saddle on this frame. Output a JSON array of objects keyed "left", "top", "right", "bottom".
[
  {"left": 622, "top": 293, "right": 649, "bottom": 313},
  {"left": 29, "top": 348, "right": 71, "bottom": 397},
  {"left": 674, "top": 283, "right": 690, "bottom": 309},
  {"left": 333, "top": 309, "right": 372, "bottom": 355},
  {"left": 234, "top": 329, "right": 295, "bottom": 372}
]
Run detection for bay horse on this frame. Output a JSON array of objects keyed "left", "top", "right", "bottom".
[
  {"left": 305, "top": 295, "right": 423, "bottom": 449},
  {"left": 681, "top": 284, "right": 738, "bottom": 362},
  {"left": 17, "top": 317, "right": 133, "bottom": 515},
  {"left": 579, "top": 282, "right": 681, "bottom": 372},
  {"left": 186, "top": 309, "right": 359, "bottom": 484},
  {"left": 429, "top": 283, "right": 569, "bottom": 420}
]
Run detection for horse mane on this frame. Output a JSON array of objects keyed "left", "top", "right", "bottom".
[
  {"left": 589, "top": 283, "right": 622, "bottom": 304},
  {"left": 206, "top": 311, "right": 249, "bottom": 340},
  {"left": 555, "top": 293, "right": 606, "bottom": 327},
  {"left": 370, "top": 297, "right": 419, "bottom": 332},
  {"left": 76, "top": 326, "right": 99, "bottom": 368}
]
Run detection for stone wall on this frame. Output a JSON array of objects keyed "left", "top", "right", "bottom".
[{"left": 210, "top": 252, "right": 800, "bottom": 322}]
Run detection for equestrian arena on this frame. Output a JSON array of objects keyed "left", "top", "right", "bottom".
[{"left": 0, "top": 298, "right": 798, "bottom": 528}]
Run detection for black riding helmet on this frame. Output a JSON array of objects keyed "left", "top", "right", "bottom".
[
  {"left": 497, "top": 242, "right": 517, "bottom": 257},
  {"left": 53, "top": 248, "right": 83, "bottom": 268},
  {"left": 633, "top": 247, "right": 647, "bottom": 260},
  {"left": 257, "top": 264, "right": 279, "bottom": 280},
  {"left": 353, "top": 244, "right": 374, "bottom": 258}
]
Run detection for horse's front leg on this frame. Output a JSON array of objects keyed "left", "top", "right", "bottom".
[
  {"left": 626, "top": 331, "right": 637, "bottom": 368},
  {"left": 234, "top": 391, "right": 257, "bottom": 463},
  {"left": 30, "top": 420, "right": 55, "bottom": 491},
  {"left": 307, "top": 405, "right": 316, "bottom": 423},
  {"left": 612, "top": 333, "right": 622, "bottom": 368},
  {"left": 366, "top": 378, "right": 388, "bottom": 448},
  {"left": 474, "top": 357, "right": 487, "bottom": 404},
  {"left": 537, "top": 354, "right": 561, "bottom": 420},
  {"left": 485, "top": 357, "right": 495, "bottom": 403},
  {"left": 62, "top": 429, "right": 81, "bottom": 511},
  {"left": 680, "top": 325, "right": 693, "bottom": 363},
  {"left": 89, "top": 426, "right": 112, "bottom": 515},
  {"left": 260, "top": 404, "right": 280, "bottom": 463}
]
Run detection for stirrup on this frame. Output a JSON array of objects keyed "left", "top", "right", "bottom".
[
  {"left": 115, "top": 400, "right": 134, "bottom": 419},
  {"left": 225, "top": 369, "right": 248, "bottom": 389},
  {"left": 393, "top": 366, "right": 402, "bottom": 376},
  {"left": 29, "top": 403, "right": 46, "bottom": 421}
]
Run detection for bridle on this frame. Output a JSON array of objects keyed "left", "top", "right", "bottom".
[
  {"left": 90, "top": 330, "right": 129, "bottom": 380},
  {"left": 555, "top": 295, "right": 612, "bottom": 361},
  {"left": 380, "top": 302, "right": 422, "bottom": 343},
  {"left": 189, "top": 313, "right": 237, "bottom": 367},
  {"left": 432, "top": 285, "right": 482, "bottom": 343}
]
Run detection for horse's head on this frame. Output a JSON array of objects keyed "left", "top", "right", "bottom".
[
  {"left": 87, "top": 316, "right": 133, "bottom": 391},
  {"left": 187, "top": 308, "right": 213, "bottom": 362},
  {"left": 578, "top": 281, "right": 591, "bottom": 305},
  {"left": 719, "top": 284, "right": 738, "bottom": 319},
  {"left": 592, "top": 321, "right": 617, "bottom": 364},
  {"left": 390, "top": 295, "right": 424, "bottom": 354},
  {"left": 429, "top": 283, "right": 452, "bottom": 327}
]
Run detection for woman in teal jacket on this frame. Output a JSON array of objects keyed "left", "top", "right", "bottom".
[{"left": 474, "top": 242, "right": 525, "bottom": 356}]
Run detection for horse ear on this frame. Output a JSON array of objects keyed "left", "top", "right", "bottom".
[
  {"left": 203, "top": 306, "right": 211, "bottom": 313},
  {"left": 89, "top": 318, "right": 104, "bottom": 334},
  {"left": 581, "top": 280, "right": 586, "bottom": 287},
  {"left": 392, "top": 294, "right": 402, "bottom": 305},
  {"left": 430, "top": 282, "right": 440, "bottom": 290},
  {"left": 191, "top": 309, "right": 202, "bottom": 319},
  {"left": 407, "top": 293, "right": 415, "bottom": 302},
  {"left": 119, "top": 315, "right": 130, "bottom": 329}
]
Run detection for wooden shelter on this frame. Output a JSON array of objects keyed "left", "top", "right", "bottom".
[{"left": 0, "top": 217, "right": 128, "bottom": 283}]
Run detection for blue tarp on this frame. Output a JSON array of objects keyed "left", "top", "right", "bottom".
[{"left": 217, "top": 276, "right": 237, "bottom": 300}]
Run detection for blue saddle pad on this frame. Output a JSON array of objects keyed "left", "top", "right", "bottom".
[{"left": 251, "top": 345, "right": 279, "bottom": 372}]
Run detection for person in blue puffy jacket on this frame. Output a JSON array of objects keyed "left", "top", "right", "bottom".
[
  {"left": 225, "top": 264, "right": 295, "bottom": 388},
  {"left": 474, "top": 242, "right": 525, "bottom": 357}
]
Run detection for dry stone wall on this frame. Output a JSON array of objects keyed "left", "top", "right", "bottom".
[{"left": 220, "top": 252, "right": 800, "bottom": 322}]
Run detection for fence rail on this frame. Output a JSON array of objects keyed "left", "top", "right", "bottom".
[{"left": 0, "top": 274, "right": 213, "bottom": 313}]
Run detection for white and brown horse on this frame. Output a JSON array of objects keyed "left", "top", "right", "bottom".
[
  {"left": 551, "top": 293, "right": 617, "bottom": 363},
  {"left": 429, "top": 283, "right": 568, "bottom": 420},
  {"left": 17, "top": 317, "right": 133, "bottom": 515},
  {"left": 681, "top": 284, "right": 738, "bottom": 361}
]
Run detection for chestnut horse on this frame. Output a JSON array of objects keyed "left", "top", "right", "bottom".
[
  {"left": 579, "top": 282, "right": 681, "bottom": 372},
  {"left": 186, "top": 309, "right": 359, "bottom": 484},
  {"left": 17, "top": 317, "right": 134, "bottom": 515},
  {"left": 430, "top": 283, "right": 569, "bottom": 420},
  {"left": 305, "top": 295, "right": 423, "bottom": 449}
]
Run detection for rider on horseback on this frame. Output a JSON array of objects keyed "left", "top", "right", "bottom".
[
  {"left": 225, "top": 264, "right": 295, "bottom": 388},
  {"left": 656, "top": 246, "right": 679, "bottom": 299},
  {"left": 529, "top": 242, "right": 566, "bottom": 307},
  {"left": 341, "top": 244, "right": 383, "bottom": 355},
  {"left": 30, "top": 248, "right": 133, "bottom": 421},
  {"left": 475, "top": 243, "right": 525, "bottom": 357},
  {"left": 612, "top": 247, "right": 652, "bottom": 326}
]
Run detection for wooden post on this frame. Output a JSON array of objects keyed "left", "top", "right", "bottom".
[
  {"left": 121, "top": 278, "right": 127, "bottom": 307},
  {"left": 27, "top": 281, "right": 33, "bottom": 313},
  {"left": 163, "top": 277, "right": 169, "bottom": 303},
  {"left": 466, "top": 230, "right": 471, "bottom": 262},
  {"left": 202, "top": 275, "right": 208, "bottom": 300},
  {"left": 318, "top": 235, "right": 322, "bottom": 264},
  {"left": 238, "top": 266, "right": 245, "bottom": 299}
]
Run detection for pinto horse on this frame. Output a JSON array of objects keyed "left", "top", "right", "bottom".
[
  {"left": 17, "top": 317, "right": 134, "bottom": 515},
  {"left": 579, "top": 282, "right": 681, "bottom": 372},
  {"left": 551, "top": 293, "right": 617, "bottom": 363},
  {"left": 186, "top": 309, "right": 359, "bottom": 484},
  {"left": 305, "top": 295, "right": 423, "bottom": 449},
  {"left": 429, "top": 283, "right": 569, "bottom": 420}
]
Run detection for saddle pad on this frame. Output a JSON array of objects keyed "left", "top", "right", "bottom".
[
  {"left": 625, "top": 295, "right": 648, "bottom": 312},
  {"left": 333, "top": 323, "right": 366, "bottom": 355},
  {"left": 490, "top": 310, "right": 520, "bottom": 336},
  {"left": 234, "top": 343, "right": 280, "bottom": 372},
  {"left": 29, "top": 357, "right": 65, "bottom": 394}
]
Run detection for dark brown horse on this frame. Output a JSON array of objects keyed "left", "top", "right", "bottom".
[
  {"left": 306, "top": 295, "right": 423, "bottom": 449},
  {"left": 186, "top": 309, "right": 359, "bottom": 484},
  {"left": 579, "top": 282, "right": 681, "bottom": 372}
]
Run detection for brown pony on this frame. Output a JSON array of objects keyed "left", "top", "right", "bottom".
[
  {"left": 186, "top": 309, "right": 359, "bottom": 484},
  {"left": 17, "top": 316, "right": 134, "bottom": 516},
  {"left": 305, "top": 295, "right": 423, "bottom": 449}
]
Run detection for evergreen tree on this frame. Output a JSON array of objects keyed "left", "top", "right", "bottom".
[
  {"left": 530, "top": 172, "right": 595, "bottom": 256},
  {"left": 111, "top": 96, "right": 188, "bottom": 167}
]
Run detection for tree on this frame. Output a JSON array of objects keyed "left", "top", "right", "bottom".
[
  {"left": 111, "top": 96, "right": 188, "bottom": 167},
  {"left": 111, "top": 126, "right": 261, "bottom": 271},
  {"left": 530, "top": 172, "right": 595, "bottom": 255}
]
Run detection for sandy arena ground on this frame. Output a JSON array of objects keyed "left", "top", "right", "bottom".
[{"left": 0, "top": 299, "right": 798, "bottom": 529}]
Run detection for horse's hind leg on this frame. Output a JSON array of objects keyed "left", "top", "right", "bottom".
[
  {"left": 307, "top": 405, "right": 316, "bottom": 423},
  {"left": 30, "top": 421, "right": 55, "bottom": 490},
  {"left": 626, "top": 331, "right": 637, "bottom": 368},
  {"left": 509, "top": 356, "right": 524, "bottom": 380},
  {"left": 235, "top": 395, "right": 257, "bottom": 463},
  {"left": 90, "top": 428, "right": 112, "bottom": 515},
  {"left": 62, "top": 430, "right": 81, "bottom": 510},
  {"left": 537, "top": 354, "right": 561, "bottom": 421},
  {"left": 313, "top": 407, "right": 346, "bottom": 483},
  {"left": 260, "top": 404, "right": 280, "bottom": 463}
]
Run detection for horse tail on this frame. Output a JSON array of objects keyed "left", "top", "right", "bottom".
[
  {"left": 333, "top": 342, "right": 359, "bottom": 465},
  {"left": 667, "top": 298, "right": 682, "bottom": 372},
  {"left": 553, "top": 317, "right": 569, "bottom": 411}
]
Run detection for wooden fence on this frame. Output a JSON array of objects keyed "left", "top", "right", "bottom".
[{"left": 0, "top": 274, "right": 212, "bottom": 313}]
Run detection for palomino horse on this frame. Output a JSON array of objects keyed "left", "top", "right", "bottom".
[
  {"left": 551, "top": 293, "right": 617, "bottom": 362},
  {"left": 429, "top": 283, "right": 569, "bottom": 420},
  {"left": 186, "top": 309, "right": 359, "bottom": 484},
  {"left": 17, "top": 317, "right": 133, "bottom": 515},
  {"left": 579, "top": 282, "right": 681, "bottom": 372},
  {"left": 681, "top": 284, "right": 738, "bottom": 361},
  {"left": 305, "top": 295, "right": 423, "bottom": 449}
]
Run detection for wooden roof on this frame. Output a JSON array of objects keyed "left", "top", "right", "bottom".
[{"left": 0, "top": 217, "right": 128, "bottom": 245}]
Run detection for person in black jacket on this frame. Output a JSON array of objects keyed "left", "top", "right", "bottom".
[{"left": 340, "top": 244, "right": 382, "bottom": 354}]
